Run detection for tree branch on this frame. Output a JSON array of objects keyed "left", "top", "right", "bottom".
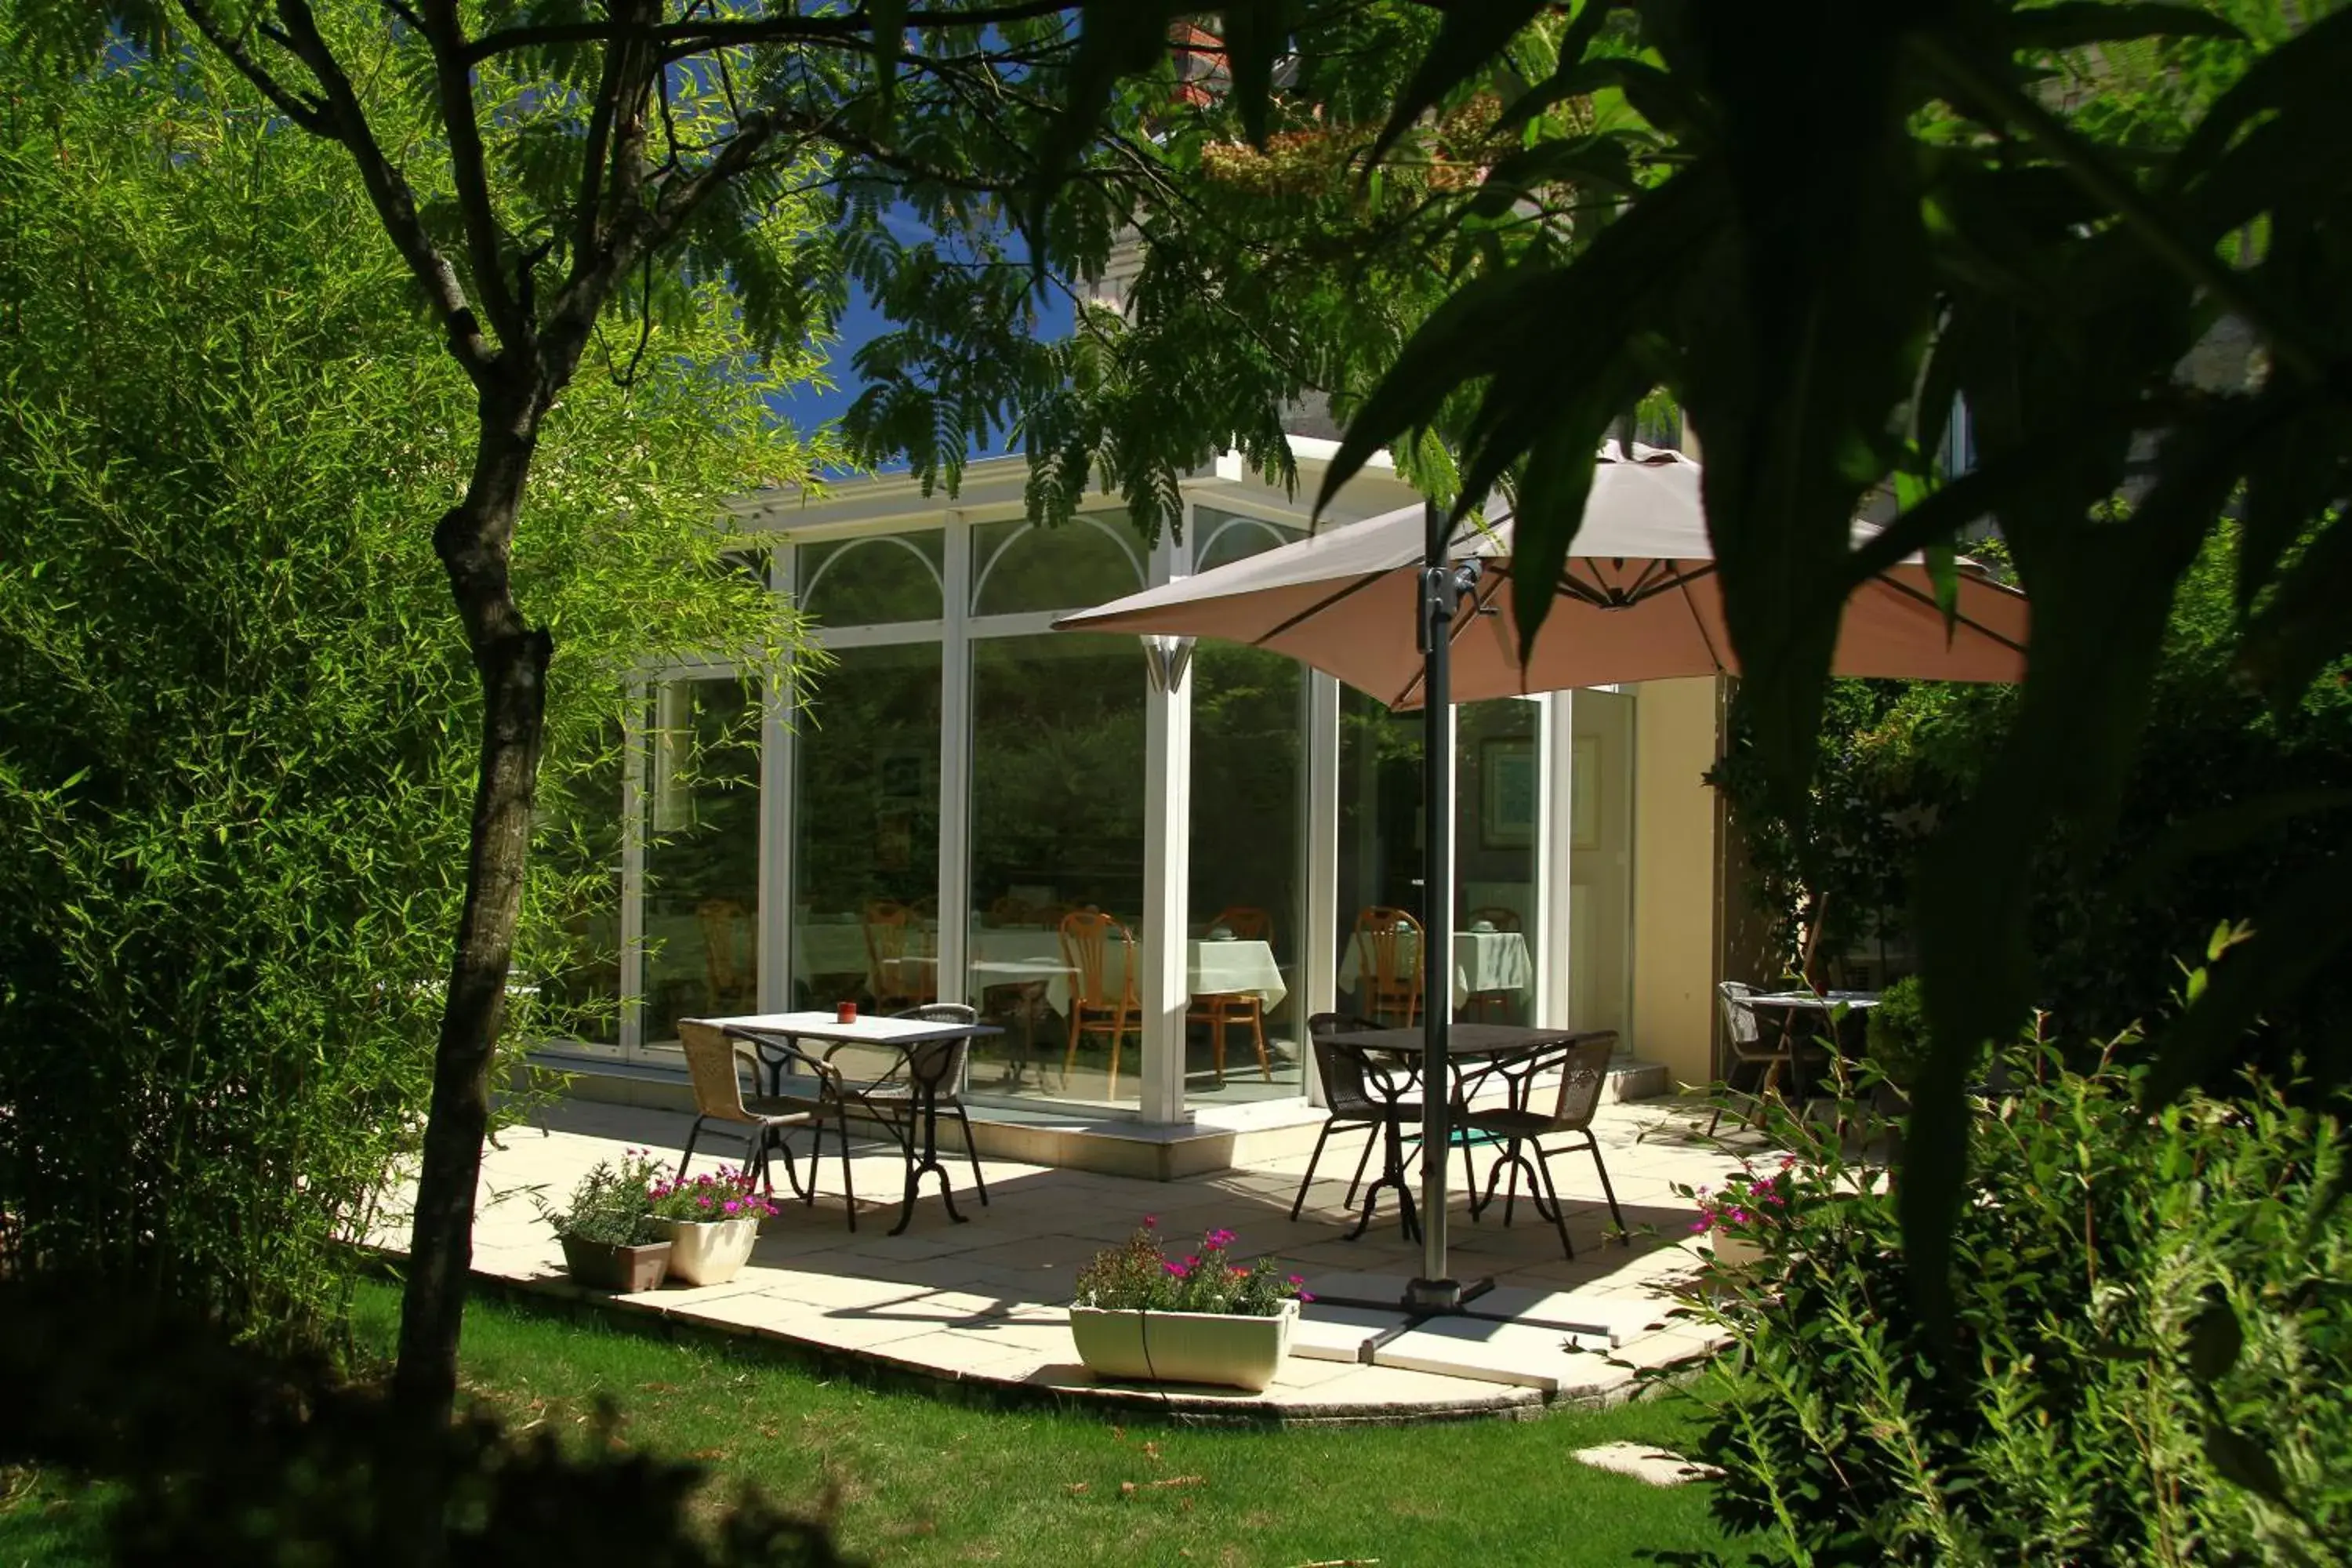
[
  {"left": 265, "top": 0, "right": 497, "bottom": 379},
  {"left": 462, "top": 0, "right": 1076, "bottom": 64},
  {"left": 178, "top": 0, "right": 331, "bottom": 134},
  {"left": 418, "top": 0, "right": 528, "bottom": 356}
]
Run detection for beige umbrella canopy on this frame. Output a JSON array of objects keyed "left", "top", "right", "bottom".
[{"left": 1054, "top": 445, "right": 2027, "bottom": 700}]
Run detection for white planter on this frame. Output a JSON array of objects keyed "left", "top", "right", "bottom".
[
  {"left": 1069, "top": 1299, "right": 1298, "bottom": 1392},
  {"left": 652, "top": 1215, "right": 761, "bottom": 1286}
]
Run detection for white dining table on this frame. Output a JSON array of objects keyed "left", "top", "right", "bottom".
[{"left": 1336, "top": 927, "right": 1534, "bottom": 1011}]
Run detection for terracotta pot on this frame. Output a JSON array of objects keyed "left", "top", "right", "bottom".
[
  {"left": 559, "top": 1236, "right": 671, "bottom": 1293},
  {"left": 652, "top": 1215, "right": 761, "bottom": 1287},
  {"left": 1069, "top": 1299, "right": 1297, "bottom": 1392}
]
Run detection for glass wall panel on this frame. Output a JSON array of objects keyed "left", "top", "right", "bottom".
[
  {"left": 790, "top": 642, "right": 943, "bottom": 1013},
  {"left": 1188, "top": 507, "right": 1310, "bottom": 1102},
  {"left": 964, "top": 633, "right": 1145, "bottom": 1108},
  {"left": 799, "top": 532, "right": 945, "bottom": 625},
  {"left": 1569, "top": 689, "right": 1636, "bottom": 1046},
  {"left": 1455, "top": 698, "right": 1542, "bottom": 1024},
  {"left": 970, "top": 514, "right": 1145, "bottom": 616},
  {"left": 1336, "top": 688, "right": 1425, "bottom": 1025},
  {"left": 640, "top": 675, "right": 762, "bottom": 1049}
]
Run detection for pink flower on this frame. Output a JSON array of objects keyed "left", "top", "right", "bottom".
[
  {"left": 1298, "top": 1291, "right": 1314, "bottom": 1303},
  {"left": 722, "top": 1200, "right": 742, "bottom": 1214},
  {"left": 1690, "top": 1218, "right": 1711, "bottom": 1233},
  {"left": 1163, "top": 1261, "right": 1189, "bottom": 1278},
  {"left": 1142, "top": 1215, "right": 1158, "bottom": 1229},
  {"left": 697, "top": 1195, "right": 713, "bottom": 1208},
  {"left": 1205, "top": 1227, "right": 1236, "bottom": 1248},
  {"left": 1287, "top": 1274, "right": 1305, "bottom": 1287}
]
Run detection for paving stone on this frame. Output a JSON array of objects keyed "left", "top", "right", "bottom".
[
  {"left": 1573, "top": 1441, "right": 1724, "bottom": 1487},
  {"left": 1461, "top": 1286, "right": 1675, "bottom": 1348},
  {"left": 1373, "top": 1317, "right": 1601, "bottom": 1392},
  {"left": 1290, "top": 1304, "right": 1412, "bottom": 1364}
]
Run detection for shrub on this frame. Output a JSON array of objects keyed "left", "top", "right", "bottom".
[
  {"left": 538, "top": 1152, "right": 669, "bottom": 1247},
  {"left": 1672, "top": 1043, "right": 2350, "bottom": 1566},
  {"left": 1863, "top": 975, "right": 1929, "bottom": 1089},
  {"left": 1073, "top": 1221, "right": 1308, "bottom": 1316}
]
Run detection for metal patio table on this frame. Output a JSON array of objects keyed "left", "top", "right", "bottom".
[
  {"left": 1741, "top": 989, "right": 1879, "bottom": 1101},
  {"left": 712, "top": 1011, "right": 1003, "bottom": 1236},
  {"left": 1320, "top": 1023, "right": 1591, "bottom": 1243}
]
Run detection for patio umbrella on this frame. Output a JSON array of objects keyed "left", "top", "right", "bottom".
[{"left": 1052, "top": 444, "right": 2027, "bottom": 1310}]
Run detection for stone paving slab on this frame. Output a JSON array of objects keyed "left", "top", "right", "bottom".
[
  {"left": 386, "top": 1098, "right": 1765, "bottom": 1425},
  {"left": 1291, "top": 1304, "right": 1414, "bottom": 1364},
  {"left": 1373, "top": 1316, "right": 1602, "bottom": 1392}
]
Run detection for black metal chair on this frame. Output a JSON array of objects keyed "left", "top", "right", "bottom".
[
  {"left": 1290, "top": 1014, "right": 1397, "bottom": 1219},
  {"left": 676, "top": 1020, "right": 811, "bottom": 1200},
  {"left": 860, "top": 1003, "right": 991, "bottom": 1209},
  {"left": 1464, "top": 1033, "right": 1627, "bottom": 1258}
]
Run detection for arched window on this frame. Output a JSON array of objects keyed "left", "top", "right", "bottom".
[
  {"left": 797, "top": 532, "right": 946, "bottom": 625},
  {"left": 970, "top": 513, "right": 1145, "bottom": 617}
]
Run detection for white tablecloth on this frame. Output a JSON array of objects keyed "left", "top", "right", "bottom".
[
  {"left": 1338, "top": 928, "right": 1533, "bottom": 1010},
  {"left": 1185, "top": 938, "right": 1287, "bottom": 1013}
]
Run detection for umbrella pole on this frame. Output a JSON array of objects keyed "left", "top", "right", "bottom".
[{"left": 1408, "top": 499, "right": 1467, "bottom": 1313}]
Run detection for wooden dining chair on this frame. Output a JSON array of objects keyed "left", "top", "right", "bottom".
[
  {"left": 861, "top": 898, "right": 934, "bottom": 1013},
  {"left": 696, "top": 898, "right": 756, "bottom": 1012},
  {"left": 1351, "top": 906, "right": 1424, "bottom": 1027},
  {"left": 1186, "top": 905, "right": 1274, "bottom": 1085},
  {"left": 1059, "top": 909, "right": 1141, "bottom": 1098},
  {"left": 1464, "top": 906, "right": 1523, "bottom": 1020}
]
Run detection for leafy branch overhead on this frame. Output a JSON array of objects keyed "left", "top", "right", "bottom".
[{"left": 1123, "top": 0, "right": 2349, "bottom": 1329}]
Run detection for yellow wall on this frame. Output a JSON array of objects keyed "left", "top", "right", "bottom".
[{"left": 1630, "top": 677, "right": 1726, "bottom": 1090}]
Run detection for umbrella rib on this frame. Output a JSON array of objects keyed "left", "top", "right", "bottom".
[
  {"left": 1675, "top": 564, "right": 1733, "bottom": 675},
  {"left": 1250, "top": 570, "right": 1392, "bottom": 649},
  {"left": 1391, "top": 568, "right": 1506, "bottom": 709},
  {"left": 1871, "top": 572, "right": 2029, "bottom": 655}
]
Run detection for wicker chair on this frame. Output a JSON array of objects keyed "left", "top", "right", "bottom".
[
  {"left": 1707, "top": 980, "right": 1799, "bottom": 1137},
  {"left": 1186, "top": 905, "right": 1275, "bottom": 1085},
  {"left": 850, "top": 1004, "right": 990, "bottom": 1209},
  {"left": 676, "top": 1020, "right": 812, "bottom": 1200},
  {"left": 1462, "top": 1033, "right": 1625, "bottom": 1258},
  {"left": 1289, "top": 1014, "right": 1398, "bottom": 1219},
  {"left": 1059, "top": 910, "right": 1141, "bottom": 1098},
  {"left": 1351, "top": 906, "right": 1424, "bottom": 1026}
]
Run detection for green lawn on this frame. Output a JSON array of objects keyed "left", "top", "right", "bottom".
[{"left": 4, "top": 1279, "right": 1735, "bottom": 1566}]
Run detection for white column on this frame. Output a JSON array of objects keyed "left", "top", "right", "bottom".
[
  {"left": 757, "top": 550, "right": 795, "bottom": 1013},
  {"left": 1301, "top": 670, "right": 1341, "bottom": 1103},
  {"left": 1539, "top": 689, "right": 1578, "bottom": 1029},
  {"left": 935, "top": 515, "right": 972, "bottom": 1001},
  {"left": 1138, "top": 526, "right": 1195, "bottom": 1125}
]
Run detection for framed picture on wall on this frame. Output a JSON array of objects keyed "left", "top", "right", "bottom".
[{"left": 1480, "top": 738, "right": 1538, "bottom": 850}]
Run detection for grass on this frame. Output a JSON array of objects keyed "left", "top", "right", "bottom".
[{"left": 3, "top": 1279, "right": 1737, "bottom": 1566}]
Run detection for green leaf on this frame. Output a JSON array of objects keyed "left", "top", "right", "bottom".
[
  {"left": 2002, "top": 2, "right": 2244, "bottom": 53},
  {"left": 1368, "top": 0, "right": 1548, "bottom": 167},
  {"left": 2204, "top": 1423, "right": 2288, "bottom": 1504},
  {"left": 2184, "top": 1288, "right": 2243, "bottom": 1381}
]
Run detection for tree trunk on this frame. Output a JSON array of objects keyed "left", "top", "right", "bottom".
[{"left": 393, "top": 394, "right": 550, "bottom": 1444}]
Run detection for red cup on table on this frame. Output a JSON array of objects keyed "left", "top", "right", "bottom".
[{"left": 836, "top": 1000, "right": 858, "bottom": 1025}]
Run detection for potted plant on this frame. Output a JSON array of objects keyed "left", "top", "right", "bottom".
[
  {"left": 537, "top": 1149, "right": 670, "bottom": 1293},
  {"left": 1068, "top": 1221, "right": 1308, "bottom": 1392},
  {"left": 648, "top": 1169, "right": 778, "bottom": 1287}
]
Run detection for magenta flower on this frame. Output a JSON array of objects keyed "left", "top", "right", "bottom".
[
  {"left": 1142, "top": 1215, "right": 1158, "bottom": 1229},
  {"left": 1205, "top": 1227, "right": 1236, "bottom": 1249},
  {"left": 697, "top": 1195, "right": 713, "bottom": 1208},
  {"left": 1298, "top": 1291, "right": 1314, "bottom": 1303},
  {"left": 722, "top": 1199, "right": 742, "bottom": 1214},
  {"left": 1163, "top": 1261, "right": 1189, "bottom": 1278}
]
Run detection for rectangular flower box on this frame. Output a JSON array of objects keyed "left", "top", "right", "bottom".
[
  {"left": 1069, "top": 1299, "right": 1297, "bottom": 1392},
  {"left": 652, "top": 1215, "right": 761, "bottom": 1287},
  {"left": 559, "top": 1236, "right": 671, "bottom": 1294}
]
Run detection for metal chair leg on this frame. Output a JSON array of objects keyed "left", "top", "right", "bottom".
[
  {"left": 1533, "top": 1147, "right": 1576, "bottom": 1259},
  {"left": 835, "top": 1102, "right": 858, "bottom": 1231},
  {"left": 679, "top": 1116, "right": 708, "bottom": 1179},
  {"left": 1290, "top": 1119, "right": 1338, "bottom": 1221},
  {"left": 954, "top": 1103, "right": 989, "bottom": 1205},
  {"left": 1344, "top": 1122, "right": 1379, "bottom": 1207},
  {"left": 1587, "top": 1136, "right": 1628, "bottom": 1243}
]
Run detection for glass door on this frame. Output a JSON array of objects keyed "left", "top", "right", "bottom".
[{"left": 636, "top": 673, "right": 763, "bottom": 1055}]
